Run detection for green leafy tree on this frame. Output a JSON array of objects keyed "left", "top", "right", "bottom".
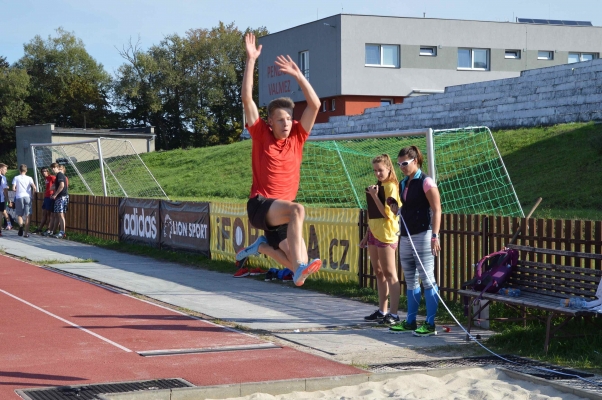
[
  {"left": 17, "top": 28, "right": 115, "bottom": 128},
  {"left": 113, "top": 22, "right": 267, "bottom": 150},
  {"left": 0, "top": 58, "right": 30, "bottom": 167}
]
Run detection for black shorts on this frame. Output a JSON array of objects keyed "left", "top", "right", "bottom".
[
  {"left": 0, "top": 202, "right": 5, "bottom": 212},
  {"left": 247, "top": 195, "right": 288, "bottom": 250}
]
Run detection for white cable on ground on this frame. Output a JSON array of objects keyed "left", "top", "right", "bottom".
[{"left": 398, "top": 214, "right": 601, "bottom": 387}]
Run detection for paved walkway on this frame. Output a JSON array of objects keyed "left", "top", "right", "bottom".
[{"left": 0, "top": 230, "right": 492, "bottom": 365}]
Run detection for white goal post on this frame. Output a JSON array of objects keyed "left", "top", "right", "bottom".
[{"left": 30, "top": 137, "right": 168, "bottom": 199}]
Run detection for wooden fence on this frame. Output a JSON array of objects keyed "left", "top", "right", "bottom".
[
  {"left": 359, "top": 212, "right": 602, "bottom": 301},
  {"left": 31, "top": 193, "right": 120, "bottom": 241},
  {"left": 26, "top": 194, "right": 602, "bottom": 299}
]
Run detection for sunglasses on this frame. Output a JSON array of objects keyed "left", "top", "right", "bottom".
[{"left": 397, "top": 159, "right": 414, "bottom": 167}]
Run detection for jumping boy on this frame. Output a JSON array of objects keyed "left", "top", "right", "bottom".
[{"left": 235, "top": 32, "right": 321, "bottom": 286}]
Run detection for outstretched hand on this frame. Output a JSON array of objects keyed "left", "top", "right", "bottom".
[
  {"left": 245, "top": 33, "right": 262, "bottom": 60},
  {"left": 275, "top": 55, "right": 301, "bottom": 77}
]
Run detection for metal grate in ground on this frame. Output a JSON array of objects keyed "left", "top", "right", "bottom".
[
  {"left": 367, "top": 355, "right": 602, "bottom": 396},
  {"left": 16, "top": 378, "right": 193, "bottom": 400}
]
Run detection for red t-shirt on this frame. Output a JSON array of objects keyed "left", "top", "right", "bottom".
[
  {"left": 246, "top": 118, "right": 309, "bottom": 201},
  {"left": 44, "top": 175, "right": 56, "bottom": 198}
]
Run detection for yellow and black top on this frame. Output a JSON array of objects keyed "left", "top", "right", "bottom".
[{"left": 366, "top": 180, "right": 401, "bottom": 244}]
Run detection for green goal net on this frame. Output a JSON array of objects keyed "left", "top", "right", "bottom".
[{"left": 297, "top": 126, "right": 523, "bottom": 217}]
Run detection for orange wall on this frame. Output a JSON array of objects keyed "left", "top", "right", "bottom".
[{"left": 293, "top": 96, "right": 405, "bottom": 124}]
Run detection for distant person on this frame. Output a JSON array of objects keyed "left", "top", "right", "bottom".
[
  {"left": 0, "top": 163, "right": 13, "bottom": 234},
  {"left": 48, "top": 163, "right": 69, "bottom": 239},
  {"left": 34, "top": 166, "right": 55, "bottom": 234},
  {"left": 235, "top": 32, "right": 322, "bottom": 286},
  {"left": 11, "top": 164, "right": 37, "bottom": 238},
  {"left": 360, "top": 154, "right": 402, "bottom": 325},
  {"left": 389, "top": 146, "right": 442, "bottom": 336}
]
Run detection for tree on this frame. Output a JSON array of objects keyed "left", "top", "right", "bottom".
[
  {"left": 17, "top": 28, "right": 115, "bottom": 128},
  {"left": 0, "top": 59, "right": 30, "bottom": 167},
  {"left": 113, "top": 22, "right": 268, "bottom": 150}
]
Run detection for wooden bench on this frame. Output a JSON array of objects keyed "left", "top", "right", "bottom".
[{"left": 458, "top": 244, "right": 602, "bottom": 353}]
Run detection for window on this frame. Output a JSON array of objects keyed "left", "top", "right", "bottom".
[
  {"left": 420, "top": 46, "right": 437, "bottom": 56},
  {"left": 568, "top": 52, "right": 597, "bottom": 63},
  {"left": 381, "top": 99, "right": 393, "bottom": 106},
  {"left": 458, "top": 48, "right": 489, "bottom": 70},
  {"left": 365, "top": 44, "right": 399, "bottom": 67},
  {"left": 331, "top": 99, "right": 336, "bottom": 111},
  {"left": 321, "top": 100, "right": 327, "bottom": 112},
  {"left": 505, "top": 50, "right": 521, "bottom": 59},
  {"left": 538, "top": 51, "right": 554, "bottom": 60},
  {"left": 298, "top": 51, "right": 309, "bottom": 79}
]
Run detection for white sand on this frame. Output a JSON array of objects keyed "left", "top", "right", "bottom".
[{"left": 218, "top": 367, "right": 588, "bottom": 400}]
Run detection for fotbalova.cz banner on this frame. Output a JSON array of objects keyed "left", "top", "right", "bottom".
[
  {"left": 119, "top": 198, "right": 160, "bottom": 247},
  {"left": 160, "top": 201, "right": 210, "bottom": 256},
  {"left": 210, "top": 202, "right": 360, "bottom": 283}
]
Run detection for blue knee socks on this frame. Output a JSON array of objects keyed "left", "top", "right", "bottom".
[
  {"left": 424, "top": 285, "right": 439, "bottom": 326},
  {"left": 406, "top": 287, "right": 421, "bottom": 324}
]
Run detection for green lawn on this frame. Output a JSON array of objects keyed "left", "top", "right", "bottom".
[
  {"left": 139, "top": 121, "right": 602, "bottom": 220},
  {"left": 8, "top": 122, "right": 602, "bottom": 220}
]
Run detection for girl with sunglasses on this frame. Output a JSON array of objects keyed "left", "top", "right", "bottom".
[
  {"left": 360, "top": 154, "right": 402, "bottom": 325},
  {"left": 389, "top": 146, "right": 442, "bottom": 336}
]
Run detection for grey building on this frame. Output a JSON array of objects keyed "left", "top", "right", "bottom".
[
  {"left": 16, "top": 124, "right": 156, "bottom": 168},
  {"left": 257, "top": 14, "right": 602, "bottom": 123}
]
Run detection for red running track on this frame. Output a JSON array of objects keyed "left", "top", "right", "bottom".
[{"left": 0, "top": 255, "right": 363, "bottom": 399}]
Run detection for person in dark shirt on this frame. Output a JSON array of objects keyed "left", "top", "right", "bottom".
[
  {"left": 47, "top": 162, "right": 69, "bottom": 238},
  {"left": 35, "top": 167, "right": 56, "bottom": 234}
]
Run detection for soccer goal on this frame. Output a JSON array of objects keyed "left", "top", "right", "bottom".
[
  {"left": 297, "top": 126, "right": 523, "bottom": 217},
  {"left": 30, "top": 138, "right": 168, "bottom": 199}
]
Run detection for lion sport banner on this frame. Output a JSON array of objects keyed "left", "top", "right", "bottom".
[{"left": 160, "top": 201, "right": 210, "bottom": 256}]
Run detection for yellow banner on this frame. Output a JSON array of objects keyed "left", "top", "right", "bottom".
[{"left": 210, "top": 202, "right": 360, "bottom": 283}]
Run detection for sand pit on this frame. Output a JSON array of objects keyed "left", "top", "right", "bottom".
[{"left": 216, "top": 367, "right": 588, "bottom": 400}]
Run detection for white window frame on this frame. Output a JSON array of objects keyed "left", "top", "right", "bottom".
[
  {"left": 298, "top": 50, "right": 309, "bottom": 80},
  {"left": 331, "top": 99, "right": 336, "bottom": 111},
  {"left": 457, "top": 48, "right": 490, "bottom": 70},
  {"left": 538, "top": 51, "right": 554, "bottom": 60},
  {"left": 321, "top": 100, "right": 327, "bottom": 112},
  {"left": 365, "top": 44, "right": 400, "bottom": 68},
  {"left": 420, "top": 46, "right": 437, "bottom": 56},
  {"left": 380, "top": 99, "right": 393, "bottom": 106},
  {"left": 505, "top": 50, "right": 521, "bottom": 59},
  {"left": 568, "top": 52, "right": 598, "bottom": 63}
]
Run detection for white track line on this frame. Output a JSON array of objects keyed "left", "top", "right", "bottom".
[{"left": 0, "top": 289, "right": 132, "bottom": 353}]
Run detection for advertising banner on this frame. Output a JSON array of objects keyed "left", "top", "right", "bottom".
[
  {"left": 160, "top": 201, "right": 210, "bottom": 256},
  {"left": 210, "top": 202, "right": 360, "bottom": 283},
  {"left": 119, "top": 198, "right": 160, "bottom": 247}
]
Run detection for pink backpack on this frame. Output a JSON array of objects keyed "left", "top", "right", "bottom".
[{"left": 462, "top": 247, "right": 519, "bottom": 313}]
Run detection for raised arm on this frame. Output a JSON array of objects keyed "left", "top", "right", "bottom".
[
  {"left": 242, "top": 33, "right": 261, "bottom": 127},
  {"left": 274, "top": 55, "right": 321, "bottom": 133}
]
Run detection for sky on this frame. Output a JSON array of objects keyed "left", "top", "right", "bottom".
[{"left": 1, "top": 0, "right": 601, "bottom": 75}]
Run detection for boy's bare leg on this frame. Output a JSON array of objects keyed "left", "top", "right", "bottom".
[
  {"left": 57, "top": 212, "right": 65, "bottom": 232},
  {"left": 258, "top": 240, "right": 293, "bottom": 269},
  {"left": 265, "top": 200, "right": 307, "bottom": 271}
]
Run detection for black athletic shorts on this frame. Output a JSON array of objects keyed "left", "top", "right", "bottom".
[
  {"left": 0, "top": 202, "right": 5, "bottom": 212},
  {"left": 247, "top": 195, "right": 289, "bottom": 250}
]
